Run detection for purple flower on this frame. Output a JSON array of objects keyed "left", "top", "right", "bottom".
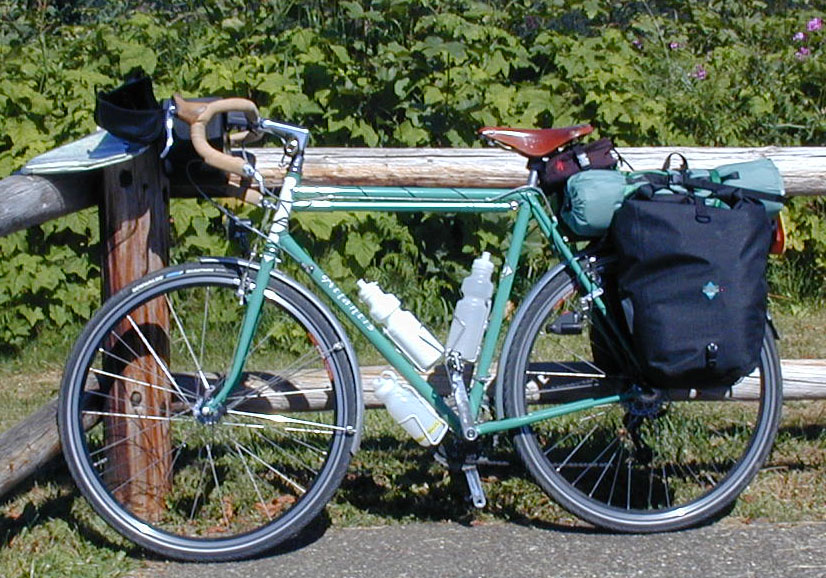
[
  {"left": 794, "top": 31, "right": 807, "bottom": 42},
  {"left": 669, "top": 41, "right": 682, "bottom": 50},
  {"left": 796, "top": 46, "right": 812, "bottom": 59},
  {"left": 632, "top": 38, "right": 644, "bottom": 49},
  {"left": 692, "top": 64, "right": 708, "bottom": 80},
  {"left": 807, "top": 17, "right": 822, "bottom": 31}
]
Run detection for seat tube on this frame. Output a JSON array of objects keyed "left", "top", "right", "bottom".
[{"left": 470, "top": 201, "right": 531, "bottom": 413}]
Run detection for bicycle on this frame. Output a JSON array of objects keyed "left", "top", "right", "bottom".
[{"left": 57, "top": 95, "right": 783, "bottom": 561}]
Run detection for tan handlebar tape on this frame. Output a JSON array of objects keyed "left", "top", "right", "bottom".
[{"left": 173, "top": 95, "right": 260, "bottom": 177}]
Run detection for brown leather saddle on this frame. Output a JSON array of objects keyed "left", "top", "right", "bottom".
[{"left": 478, "top": 124, "right": 593, "bottom": 158}]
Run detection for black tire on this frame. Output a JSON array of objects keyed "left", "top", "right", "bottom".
[
  {"left": 501, "top": 263, "right": 782, "bottom": 532},
  {"left": 58, "top": 262, "right": 359, "bottom": 561}
]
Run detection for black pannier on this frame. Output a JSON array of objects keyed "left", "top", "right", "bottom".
[{"left": 610, "top": 186, "right": 774, "bottom": 389}]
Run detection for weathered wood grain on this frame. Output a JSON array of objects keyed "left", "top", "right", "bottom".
[
  {"left": 99, "top": 146, "right": 171, "bottom": 520},
  {"left": 248, "top": 146, "right": 826, "bottom": 194},
  {"left": 0, "top": 173, "right": 98, "bottom": 237},
  {"left": 2, "top": 146, "right": 824, "bottom": 238}
]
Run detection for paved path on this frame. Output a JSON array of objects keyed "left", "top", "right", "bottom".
[{"left": 147, "top": 520, "right": 826, "bottom": 578}]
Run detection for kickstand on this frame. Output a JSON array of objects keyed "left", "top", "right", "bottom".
[{"left": 462, "top": 464, "right": 487, "bottom": 508}]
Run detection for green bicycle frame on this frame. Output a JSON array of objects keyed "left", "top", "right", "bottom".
[{"left": 206, "top": 176, "right": 624, "bottom": 434}]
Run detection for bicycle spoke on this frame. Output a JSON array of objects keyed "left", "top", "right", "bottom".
[
  {"left": 235, "top": 442, "right": 306, "bottom": 494},
  {"left": 108, "top": 444, "right": 180, "bottom": 497},
  {"left": 262, "top": 428, "right": 329, "bottom": 459},
  {"left": 626, "top": 460, "right": 632, "bottom": 510},
  {"left": 99, "top": 341, "right": 186, "bottom": 405},
  {"left": 588, "top": 441, "right": 621, "bottom": 498},
  {"left": 166, "top": 294, "right": 212, "bottom": 396},
  {"left": 86, "top": 406, "right": 191, "bottom": 461},
  {"left": 126, "top": 315, "right": 191, "bottom": 408},
  {"left": 554, "top": 424, "right": 599, "bottom": 472},
  {"left": 189, "top": 447, "right": 210, "bottom": 522},
  {"left": 100, "top": 325, "right": 193, "bottom": 411},
  {"left": 234, "top": 443, "right": 271, "bottom": 522},
  {"left": 607, "top": 445, "right": 625, "bottom": 508},
  {"left": 226, "top": 409, "right": 348, "bottom": 433},
  {"left": 89, "top": 367, "right": 195, "bottom": 402},
  {"left": 662, "top": 465, "right": 671, "bottom": 508},
  {"left": 254, "top": 430, "right": 322, "bottom": 476},
  {"left": 87, "top": 426, "right": 190, "bottom": 484},
  {"left": 226, "top": 345, "right": 338, "bottom": 410},
  {"left": 199, "top": 286, "right": 210, "bottom": 369},
  {"left": 204, "top": 443, "right": 231, "bottom": 529},
  {"left": 543, "top": 410, "right": 606, "bottom": 457},
  {"left": 572, "top": 435, "right": 621, "bottom": 487}
]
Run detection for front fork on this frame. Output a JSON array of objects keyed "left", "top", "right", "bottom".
[{"left": 201, "top": 169, "right": 301, "bottom": 415}]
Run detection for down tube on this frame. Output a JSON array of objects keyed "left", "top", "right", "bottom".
[{"left": 277, "top": 233, "right": 462, "bottom": 432}]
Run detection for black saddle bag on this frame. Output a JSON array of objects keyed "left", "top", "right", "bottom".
[
  {"left": 538, "top": 137, "right": 618, "bottom": 191},
  {"left": 610, "top": 190, "right": 773, "bottom": 389}
]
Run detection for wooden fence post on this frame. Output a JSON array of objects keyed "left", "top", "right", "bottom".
[{"left": 99, "top": 144, "right": 170, "bottom": 520}]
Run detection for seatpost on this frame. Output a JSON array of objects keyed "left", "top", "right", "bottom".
[{"left": 528, "top": 168, "right": 540, "bottom": 188}]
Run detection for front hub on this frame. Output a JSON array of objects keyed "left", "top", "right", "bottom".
[{"left": 193, "top": 399, "right": 226, "bottom": 425}]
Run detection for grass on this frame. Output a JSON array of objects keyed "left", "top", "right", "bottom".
[{"left": 0, "top": 304, "right": 823, "bottom": 576}]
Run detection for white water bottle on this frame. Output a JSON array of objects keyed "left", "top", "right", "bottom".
[
  {"left": 446, "top": 252, "right": 495, "bottom": 362},
  {"left": 373, "top": 371, "right": 448, "bottom": 446},
  {"left": 357, "top": 280, "right": 444, "bottom": 371}
]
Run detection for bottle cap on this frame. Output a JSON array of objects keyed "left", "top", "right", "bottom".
[{"left": 472, "top": 252, "right": 494, "bottom": 275}]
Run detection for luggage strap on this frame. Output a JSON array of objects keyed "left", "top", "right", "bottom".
[{"left": 629, "top": 171, "right": 787, "bottom": 206}]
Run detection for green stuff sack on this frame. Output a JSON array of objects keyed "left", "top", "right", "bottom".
[
  {"left": 561, "top": 170, "right": 628, "bottom": 237},
  {"left": 712, "top": 159, "right": 785, "bottom": 216},
  {"left": 560, "top": 159, "right": 786, "bottom": 238}
]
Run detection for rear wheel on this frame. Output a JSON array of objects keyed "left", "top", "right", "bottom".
[
  {"left": 59, "top": 263, "right": 359, "bottom": 560},
  {"left": 501, "top": 264, "right": 782, "bottom": 532}
]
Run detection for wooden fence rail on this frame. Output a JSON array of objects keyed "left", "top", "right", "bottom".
[
  {"left": 5, "top": 145, "right": 826, "bottom": 237},
  {"left": 0, "top": 143, "right": 824, "bottom": 500}
]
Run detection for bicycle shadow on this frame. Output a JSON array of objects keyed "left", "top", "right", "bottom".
[{"left": 334, "top": 432, "right": 598, "bottom": 535}]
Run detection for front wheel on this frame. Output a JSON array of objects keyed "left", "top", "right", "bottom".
[
  {"left": 58, "top": 262, "right": 360, "bottom": 561},
  {"left": 501, "top": 263, "right": 782, "bottom": 532}
]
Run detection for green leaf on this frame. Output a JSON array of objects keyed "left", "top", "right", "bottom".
[
  {"left": 393, "top": 120, "right": 428, "bottom": 145},
  {"left": 19, "top": 305, "right": 44, "bottom": 327},
  {"left": 346, "top": 232, "right": 379, "bottom": 268},
  {"left": 294, "top": 212, "right": 349, "bottom": 241},
  {"left": 118, "top": 44, "right": 157, "bottom": 76},
  {"left": 221, "top": 17, "right": 244, "bottom": 32}
]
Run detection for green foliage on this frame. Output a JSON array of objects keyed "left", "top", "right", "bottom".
[
  {"left": 0, "top": 209, "right": 99, "bottom": 347},
  {"left": 1, "top": 0, "right": 826, "bottom": 346}
]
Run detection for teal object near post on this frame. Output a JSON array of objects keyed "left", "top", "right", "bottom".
[
  {"left": 713, "top": 158, "right": 786, "bottom": 216},
  {"left": 561, "top": 169, "right": 628, "bottom": 237}
]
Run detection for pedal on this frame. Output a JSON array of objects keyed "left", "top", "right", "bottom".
[
  {"left": 547, "top": 311, "right": 583, "bottom": 335},
  {"left": 462, "top": 464, "right": 487, "bottom": 508}
]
